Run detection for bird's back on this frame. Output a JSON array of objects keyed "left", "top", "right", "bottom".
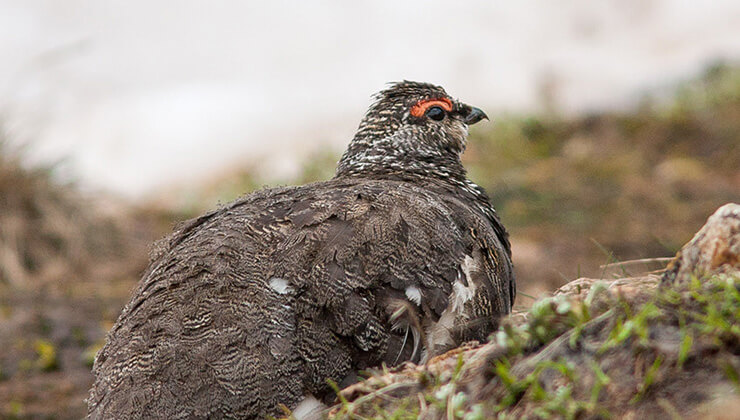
[{"left": 87, "top": 177, "right": 513, "bottom": 419}]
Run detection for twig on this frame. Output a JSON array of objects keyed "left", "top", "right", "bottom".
[{"left": 599, "top": 257, "right": 673, "bottom": 270}]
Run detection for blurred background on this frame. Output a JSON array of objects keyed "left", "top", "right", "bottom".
[{"left": 0, "top": 1, "right": 739, "bottom": 417}]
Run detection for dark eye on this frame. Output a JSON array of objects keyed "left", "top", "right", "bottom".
[{"left": 425, "top": 106, "right": 446, "bottom": 121}]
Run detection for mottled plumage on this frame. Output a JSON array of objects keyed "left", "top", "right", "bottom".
[{"left": 88, "top": 81, "right": 515, "bottom": 419}]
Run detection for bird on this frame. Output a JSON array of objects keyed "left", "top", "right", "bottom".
[{"left": 87, "top": 81, "right": 515, "bottom": 419}]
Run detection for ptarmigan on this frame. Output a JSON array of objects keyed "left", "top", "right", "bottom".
[{"left": 87, "top": 81, "right": 515, "bottom": 419}]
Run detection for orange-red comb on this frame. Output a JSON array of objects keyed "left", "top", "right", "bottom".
[{"left": 410, "top": 98, "right": 453, "bottom": 117}]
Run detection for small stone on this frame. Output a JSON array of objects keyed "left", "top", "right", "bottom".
[{"left": 662, "top": 203, "right": 740, "bottom": 284}]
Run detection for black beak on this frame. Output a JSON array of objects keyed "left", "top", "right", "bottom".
[{"left": 463, "top": 106, "right": 489, "bottom": 125}]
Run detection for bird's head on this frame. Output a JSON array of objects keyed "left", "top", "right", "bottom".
[{"left": 336, "top": 81, "right": 488, "bottom": 180}]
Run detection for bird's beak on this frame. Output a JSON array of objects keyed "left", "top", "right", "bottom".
[{"left": 463, "top": 106, "right": 489, "bottom": 125}]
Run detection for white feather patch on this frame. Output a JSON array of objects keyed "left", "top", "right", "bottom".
[
  {"left": 451, "top": 255, "right": 478, "bottom": 313},
  {"left": 292, "top": 395, "right": 325, "bottom": 420},
  {"left": 405, "top": 286, "right": 422, "bottom": 305},
  {"left": 424, "top": 255, "right": 481, "bottom": 362},
  {"left": 269, "top": 278, "right": 293, "bottom": 295}
]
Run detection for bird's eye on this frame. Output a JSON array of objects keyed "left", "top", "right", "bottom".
[{"left": 425, "top": 106, "right": 445, "bottom": 121}]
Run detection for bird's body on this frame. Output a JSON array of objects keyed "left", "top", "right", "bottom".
[{"left": 88, "top": 82, "right": 515, "bottom": 419}]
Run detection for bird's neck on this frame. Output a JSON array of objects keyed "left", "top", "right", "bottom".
[{"left": 334, "top": 135, "right": 468, "bottom": 187}]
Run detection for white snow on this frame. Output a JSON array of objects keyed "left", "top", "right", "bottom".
[{"left": 1, "top": 0, "right": 738, "bottom": 198}]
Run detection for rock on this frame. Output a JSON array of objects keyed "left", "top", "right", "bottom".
[{"left": 663, "top": 203, "right": 740, "bottom": 284}]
